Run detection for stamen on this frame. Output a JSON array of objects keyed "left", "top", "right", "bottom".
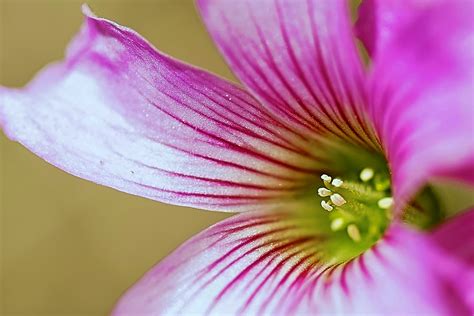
[
  {"left": 347, "top": 224, "right": 361, "bottom": 242},
  {"left": 330, "top": 193, "right": 346, "bottom": 206},
  {"left": 321, "top": 200, "right": 334, "bottom": 212},
  {"left": 317, "top": 168, "right": 392, "bottom": 244},
  {"left": 330, "top": 218, "right": 345, "bottom": 231},
  {"left": 360, "top": 168, "right": 374, "bottom": 182},
  {"left": 378, "top": 197, "right": 394, "bottom": 209},
  {"left": 317, "top": 188, "right": 332, "bottom": 197},
  {"left": 321, "top": 174, "right": 332, "bottom": 183},
  {"left": 331, "top": 178, "right": 343, "bottom": 187}
]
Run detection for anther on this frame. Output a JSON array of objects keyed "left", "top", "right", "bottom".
[
  {"left": 321, "top": 174, "right": 332, "bottom": 183},
  {"left": 377, "top": 197, "right": 394, "bottom": 209},
  {"left": 360, "top": 168, "right": 374, "bottom": 182},
  {"left": 331, "top": 178, "right": 343, "bottom": 187},
  {"left": 330, "top": 193, "right": 346, "bottom": 206},
  {"left": 318, "top": 188, "right": 332, "bottom": 197},
  {"left": 347, "top": 224, "right": 361, "bottom": 242},
  {"left": 321, "top": 200, "right": 334, "bottom": 212},
  {"left": 330, "top": 218, "right": 345, "bottom": 231}
]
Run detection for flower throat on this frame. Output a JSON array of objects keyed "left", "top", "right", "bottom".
[
  {"left": 312, "top": 141, "right": 443, "bottom": 263},
  {"left": 317, "top": 168, "right": 392, "bottom": 244}
]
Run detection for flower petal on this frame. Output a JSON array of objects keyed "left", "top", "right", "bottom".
[
  {"left": 355, "top": 0, "right": 421, "bottom": 59},
  {"left": 358, "top": 0, "right": 474, "bottom": 202},
  {"left": 0, "top": 6, "right": 326, "bottom": 211},
  {"left": 433, "top": 209, "right": 474, "bottom": 267},
  {"left": 432, "top": 209, "right": 474, "bottom": 310},
  {"left": 197, "top": 0, "right": 379, "bottom": 149},
  {"left": 112, "top": 209, "right": 473, "bottom": 315}
]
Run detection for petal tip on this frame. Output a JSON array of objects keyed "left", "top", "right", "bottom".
[{"left": 81, "top": 3, "right": 95, "bottom": 18}]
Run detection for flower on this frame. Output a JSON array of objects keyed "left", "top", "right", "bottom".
[{"left": 0, "top": 0, "right": 473, "bottom": 314}]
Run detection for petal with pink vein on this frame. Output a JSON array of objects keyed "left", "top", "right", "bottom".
[
  {"left": 358, "top": 0, "right": 474, "bottom": 203},
  {"left": 112, "top": 209, "right": 473, "bottom": 315},
  {"left": 197, "top": 0, "right": 379, "bottom": 149},
  {"left": 0, "top": 6, "right": 327, "bottom": 212}
]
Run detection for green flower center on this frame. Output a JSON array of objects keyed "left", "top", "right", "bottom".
[
  {"left": 318, "top": 168, "right": 392, "bottom": 242},
  {"left": 311, "top": 141, "right": 443, "bottom": 264}
]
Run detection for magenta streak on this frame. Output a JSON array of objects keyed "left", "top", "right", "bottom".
[
  {"left": 273, "top": 1, "right": 352, "bottom": 141},
  {"left": 370, "top": 243, "right": 390, "bottom": 268},
  {"left": 258, "top": 251, "right": 320, "bottom": 315},
  {"left": 125, "top": 178, "right": 283, "bottom": 201},
  {"left": 113, "top": 38, "right": 316, "bottom": 164},
  {"left": 275, "top": 0, "right": 371, "bottom": 147},
  {"left": 324, "top": 28, "right": 369, "bottom": 146},
  {"left": 206, "top": 236, "right": 316, "bottom": 314},
  {"left": 217, "top": 15, "right": 321, "bottom": 134},
  {"left": 84, "top": 59, "right": 312, "bottom": 181},
  {"left": 109, "top": 147, "right": 304, "bottom": 192},
  {"left": 189, "top": 234, "right": 310, "bottom": 309},
  {"left": 306, "top": 265, "right": 334, "bottom": 311},
  {"left": 162, "top": 142, "right": 301, "bottom": 182},
  {"left": 246, "top": 10, "right": 332, "bottom": 135},
  {"left": 338, "top": 259, "right": 355, "bottom": 296},
  {"left": 163, "top": 70, "right": 324, "bottom": 161},
  {"left": 114, "top": 40, "right": 322, "bottom": 169},
  {"left": 212, "top": 212, "right": 289, "bottom": 229},
  {"left": 187, "top": 237, "right": 291, "bottom": 303},
  {"left": 331, "top": 43, "right": 379, "bottom": 149},
  {"left": 140, "top": 88, "right": 321, "bottom": 175},
  {"left": 209, "top": 217, "right": 287, "bottom": 238},
  {"left": 110, "top": 16, "right": 304, "bottom": 152},
  {"left": 329, "top": 31, "right": 380, "bottom": 150},
  {"left": 247, "top": 9, "right": 331, "bottom": 132},
  {"left": 281, "top": 257, "right": 321, "bottom": 314},
  {"left": 285, "top": 252, "right": 320, "bottom": 294},
  {"left": 194, "top": 226, "right": 298, "bottom": 283},
  {"left": 167, "top": 69, "right": 285, "bottom": 132},
  {"left": 305, "top": 0, "right": 368, "bottom": 149},
  {"left": 200, "top": 78, "right": 317, "bottom": 146},
  {"left": 275, "top": 3, "right": 333, "bottom": 116},
  {"left": 135, "top": 65, "right": 290, "bottom": 153},
  {"left": 196, "top": 218, "right": 290, "bottom": 258},
  {"left": 357, "top": 254, "right": 372, "bottom": 282},
  {"left": 322, "top": 263, "right": 344, "bottom": 292},
  {"left": 240, "top": 244, "right": 318, "bottom": 314}
]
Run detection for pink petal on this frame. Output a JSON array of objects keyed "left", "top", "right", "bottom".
[
  {"left": 432, "top": 209, "right": 474, "bottom": 310},
  {"left": 355, "top": 0, "right": 422, "bottom": 58},
  {"left": 112, "top": 209, "right": 472, "bottom": 315},
  {"left": 433, "top": 209, "right": 474, "bottom": 267},
  {"left": 197, "top": 0, "right": 379, "bottom": 149},
  {"left": 358, "top": 0, "right": 474, "bottom": 203},
  {"left": 0, "top": 6, "right": 325, "bottom": 211}
]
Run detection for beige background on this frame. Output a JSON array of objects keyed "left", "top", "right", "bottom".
[{"left": 0, "top": 1, "right": 231, "bottom": 315}]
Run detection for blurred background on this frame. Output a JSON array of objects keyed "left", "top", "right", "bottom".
[{"left": 0, "top": 1, "right": 232, "bottom": 315}]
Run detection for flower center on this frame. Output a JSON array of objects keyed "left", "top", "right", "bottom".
[
  {"left": 313, "top": 166, "right": 443, "bottom": 264},
  {"left": 317, "top": 168, "right": 392, "bottom": 244},
  {"left": 304, "top": 139, "right": 443, "bottom": 264}
]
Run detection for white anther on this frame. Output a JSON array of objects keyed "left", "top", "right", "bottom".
[
  {"left": 331, "top": 178, "right": 343, "bottom": 187},
  {"left": 330, "top": 193, "right": 346, "bottom": 206},
  {"left": 321, "top": 200, "right": 334, "bottom": 212},
  {"left": 360, "top": 168, "right": 375, "bottom": 182},
  {"left": 377, "top": 197, "right": 394, "bottom": 209},
  {"left": 321, "top": 174, "right": 332, "bottom": 182},
  {"left": 318, "top": 188, "right": 332, "bottom": 197},
  {"left": 330, "top": 218, "right": 345, "bottom": 231},
  {"left": 347, "top": 224, "right": 361, "bottom": 242}
]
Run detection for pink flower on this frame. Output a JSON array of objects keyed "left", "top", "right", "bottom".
[{"left": 1, "top": 0, "right": 473, "bottom": 314}]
